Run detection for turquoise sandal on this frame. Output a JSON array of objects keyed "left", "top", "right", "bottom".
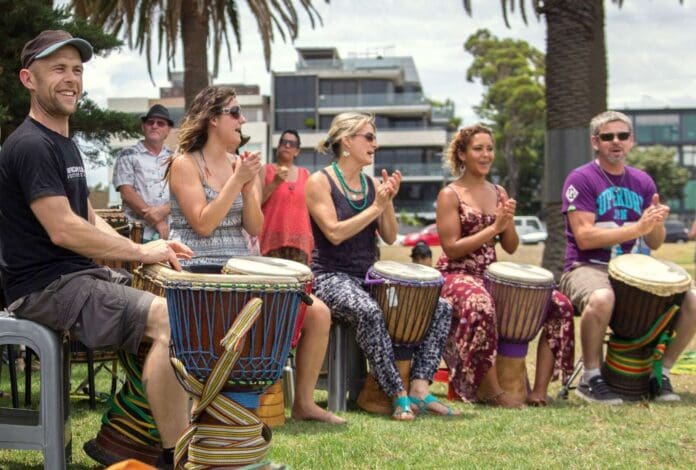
[
  {"left": 409, "top": 394, "right": 455, "bottom": 416},
  {"left": 392, "top": 395, "right": 415, "bottom": 421}
]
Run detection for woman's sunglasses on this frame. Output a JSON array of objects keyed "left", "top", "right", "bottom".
[
  {"left": 354, "top": 132, "right": 377, "bottom": 143},
  {"left": 220, "top": 106, "right": 242, "bottom": 119}
]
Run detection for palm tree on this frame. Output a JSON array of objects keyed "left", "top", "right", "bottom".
[
  {"left": 72, "top": 0, "right": 326, "bottom": 108},
  {"left": 462, "top": 0, "right": 681, "bottom": 278}
]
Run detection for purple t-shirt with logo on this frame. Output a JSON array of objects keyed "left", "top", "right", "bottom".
[{"left": 561, "top": 161, "right": 656, "bottom": 271}]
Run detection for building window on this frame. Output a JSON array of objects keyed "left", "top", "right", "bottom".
[
  {"left": 682, "top": 113, "right": 696, "bottom": 141},
  {"left": 392, "top": 182, "right": 442, "bottom": 214},
  {"left": 274, "top": 111, "right": 316, "bottom": 131},
  {"left": 683, "top": 145, "right": 696, "bottom": 167},
  {"left": 634, "top": 114, "right": 679, "bottom": 144},
  {"left": 274, "top": 75, "right": 316, "bottom": 110},
  {"left": 360, "top": 79, "right": 390, "bottom": 94}
]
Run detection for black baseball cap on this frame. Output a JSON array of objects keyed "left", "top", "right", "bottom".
[{"left": 21, "top": 30, "right": 93, "bottom": 69}]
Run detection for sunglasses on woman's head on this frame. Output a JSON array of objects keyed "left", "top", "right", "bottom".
[
  {"left": 220, "top": 106, "right": 242, "bottom": 119},
  {"left": 598, "top": 132, "right": 631, "bottom": 142}
]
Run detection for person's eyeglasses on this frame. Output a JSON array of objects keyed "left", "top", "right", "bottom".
[
  {"left": 220, "top": 106, "right": 242, "bottom": 119},
  {"left": 598, "top": 132, "right": 631, "bottom": 142},
  {"left": 145, "top": 118, "right": 169, "bottom": 128},
  {"left": 279, "top": 139, "right": 299, "bottom": 148},
  {"left": 354, "top": 132, "right": 377, "bottom": 143}
]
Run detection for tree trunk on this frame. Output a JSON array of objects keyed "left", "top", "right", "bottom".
[
  {"left": 181, "top": 0, "right": 210, "bottom": 110},
  {"left": 588, "top": 0, "right": 607, "bottom": 116},
  {"left": 540, "top": 1, "right": 600, "bottom": 279}
]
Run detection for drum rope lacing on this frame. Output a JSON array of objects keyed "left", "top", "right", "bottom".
[
  {"left": 172, "top": 297, "right": 275, "bottom": 469},
  {"left": 604, "top": 304, "right": 679, "bottom": 385}
]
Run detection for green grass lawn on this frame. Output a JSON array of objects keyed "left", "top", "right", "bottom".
[{"left": 1, "top": 243, "right": 695, "bottom": 469}]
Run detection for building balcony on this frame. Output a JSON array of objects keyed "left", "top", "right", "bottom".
[
  {"left": 318, "top": 92, "right": 428, "bottom": 108},
  {"left": 378, "top": 162, "right": 445, "bottom": 177}
]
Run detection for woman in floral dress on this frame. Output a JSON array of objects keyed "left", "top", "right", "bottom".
[{"left": 436, "top": 124, "right": 574, "bottom": 408}]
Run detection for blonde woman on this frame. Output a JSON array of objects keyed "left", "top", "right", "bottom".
[{"left": 306, "top": 112, "right": 455, "bottom": 420}]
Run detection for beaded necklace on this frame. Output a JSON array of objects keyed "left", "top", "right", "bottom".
[{"left": 332, "top": 160, "right": 368, "bottom": 211}]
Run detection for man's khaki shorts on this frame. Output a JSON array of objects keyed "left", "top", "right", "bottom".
[
  {"left": 8, "top": 267, "right": 155, "bottom": 355},
  {"left": 559, "top": 263, "right": 612, "bottom": 314}
]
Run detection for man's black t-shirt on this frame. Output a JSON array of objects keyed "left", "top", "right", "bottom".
[{"left": 0, "top": 117, "right": 97, "bottom": 304}]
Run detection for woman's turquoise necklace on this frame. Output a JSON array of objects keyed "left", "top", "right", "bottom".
[{"left": 332, "top": 160, "right": 368, "bottom": 211}]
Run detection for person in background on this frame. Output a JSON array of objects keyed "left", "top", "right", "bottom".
[
  {"left": 306, "top": 112, "right": 455, "bottom": 420},
  {"left": 113, "top": 104, "right": 173, "bottom": 241},
  {"left": 410, "top": 241, "right": 433, "bottom": 267},
  {"left": 168, "top": 87, "right": 343, "bottom": 424},
  {"left": 0, "top": 30, "right": 191, "bottom": 469},
  {"left": 436, "top": 124, "right": 574, "bottom": 408},
  {"left": 559, "top": 110, "right": 696, "bottom": 404}
]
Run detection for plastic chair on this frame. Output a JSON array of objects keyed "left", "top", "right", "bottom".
[{"left": 0, "top": 311, "right": 72, "bottom": 469}]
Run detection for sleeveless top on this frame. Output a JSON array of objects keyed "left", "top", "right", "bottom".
[
  {"left": 260, "top": 164, "right": 314, "bottom": 258},
  {"left": 311, "top": 169, "right": 377, "bottom": 277},
  {"left": 436, "top": 184, "right": 501, "bottom": 277},
  {"left": 169, "top": 154, "right": 250, "bottom": 267}
]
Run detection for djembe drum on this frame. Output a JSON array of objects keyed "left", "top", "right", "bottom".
[
  {"left": 601, "top": 254, "right": 691, "bottom": 400},
  {"left": 483, "top": 262, "right": 556, "bottom": 403},
  {"left": 157, "top": 262, "right": 304, "bottom": 467},
  {"left": 357, "top": 261, "right": 443, "bottom": 414},
  {"left": 223, "top": 256, "right": 313, "bottom": 428}
]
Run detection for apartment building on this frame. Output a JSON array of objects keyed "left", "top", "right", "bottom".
[
  {"left": 272, "top": 47, "right": 455, "bottom": 220},
  {"left": 619, "top": 108, "right": 696, "bottom": 215}
]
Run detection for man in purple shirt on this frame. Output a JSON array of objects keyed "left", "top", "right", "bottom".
[{"left": 559, "top": 110, "right": 696, "bottom": 404}]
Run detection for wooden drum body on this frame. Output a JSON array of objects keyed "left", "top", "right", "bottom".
[
  {"left": 223, "top": 256, "right": 314, "bottom": 427},
  {"left": 357, "top": 261, "right": 443, "bottom": 415},
  {"left": 602, "top": 254, "right": 691, "bottom": 400},
  {"left": 483, "top": 262, "right": 555, "bottom": 404}
]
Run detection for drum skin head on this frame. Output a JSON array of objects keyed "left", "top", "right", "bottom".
[
  {"left": 139, "top": 262, "right": 298, "bottom": 287},
  {"left": 608, "top": 254, "right": 692, "bottom": 297},
  {"left": 224, "top": 256, "right": 312, "bottom": 281},
  {"left": 371, "top": 260, "right": 442, "bottom": 282},
  {"left": 486, "top": 262, "right": 554, "bottom": 286}
]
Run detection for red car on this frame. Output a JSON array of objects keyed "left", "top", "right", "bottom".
[{"left": 402, "top": 223, "right": 440, "bottom": 247}]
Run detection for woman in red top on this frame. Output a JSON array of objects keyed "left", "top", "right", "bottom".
[{"left": 260, "top": 130, "right": 343, "bottom": 424}]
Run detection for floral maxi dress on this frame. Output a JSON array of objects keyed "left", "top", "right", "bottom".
[{"left": 436, "top": 186, "right": 575, "bottom": 402}]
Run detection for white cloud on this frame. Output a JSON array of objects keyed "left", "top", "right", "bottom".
[{"left": 76, "top": 0, "right": 695, "bottom": 121}]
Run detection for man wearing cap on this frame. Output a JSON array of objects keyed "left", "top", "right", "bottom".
[
  {"left": 0, "top": 30, "right": 190, "bottom": 468},
  {"left": 113, "top": 104, "right": 174, "bottom": 241}
]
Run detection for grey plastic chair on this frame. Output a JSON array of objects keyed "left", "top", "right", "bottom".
[{"left": 0, "top": 311, "right": 72, "bottom": 469}]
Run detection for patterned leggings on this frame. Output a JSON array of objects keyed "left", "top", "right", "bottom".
[{"left": 314, "top": 272, "right": 452, "bottom": 397}]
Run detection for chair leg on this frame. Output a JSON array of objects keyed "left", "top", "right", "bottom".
[
  {"left": 24, "top": 348, "right": 32, "bottom": 406},
  {"left": 86, "top": 349, "right": 96, "bottom": 410},
  {"left": 328, "top": 323, "right": 347, "bottom": 412},
  {"left": 557, "top": 358, "right": 584, "bottom": 400},
  {"left": 110, "top": 359, "right": 119, "bottom": 396},
  {"left": 7, "top": 345, "right": 19, "bottom": 408}
]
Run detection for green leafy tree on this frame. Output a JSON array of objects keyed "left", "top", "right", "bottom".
[
  {"left": 627, "top": 146, "right": 690, "bottom": 202},
  {"left": 464, "top": 29, "right": 545, "bottom": 213},
  {"left": 72, "top": 0, "right": 327, "bottom": 108},
  {"left": 462, "top": 0, "right": 684, "bottom": 278},
  {"left": 0, "top": 1, "right": 141, "bottom": 163}
]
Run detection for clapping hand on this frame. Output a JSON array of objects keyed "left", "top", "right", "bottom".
[
  {"left": 638, "top": 193, "right": 669, "bottom": 235},
  {"left": 493, "top": 194, "right": 516, "bottom": 234}
]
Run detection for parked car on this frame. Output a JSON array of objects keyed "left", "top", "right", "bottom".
[
  {"left": 402, "top": 223, "right": 440, "bottom": 247},
  {"left": 664, "top": 219, "right": 689, "bottom": 243},
  {"left": 514, "top": 216, "right": 548, "bottom": 245}
]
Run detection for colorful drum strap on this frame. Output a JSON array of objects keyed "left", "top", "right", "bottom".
[
  {"left": 103, "top": 350, "right": 160, "bottom": 446},
  {"left": 172, "top": 297, "right": 274, "bottom": 469},
  {"left": 605, "top": 304, "right": 680, "bottom": 386}
]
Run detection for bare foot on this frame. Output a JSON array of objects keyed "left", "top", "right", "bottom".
[
  {"left": 292, "top": 403, "right": 346, "bottom": 425},
  {"left": 526, "top": 392, "right": 551, "bottom": 407}
]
